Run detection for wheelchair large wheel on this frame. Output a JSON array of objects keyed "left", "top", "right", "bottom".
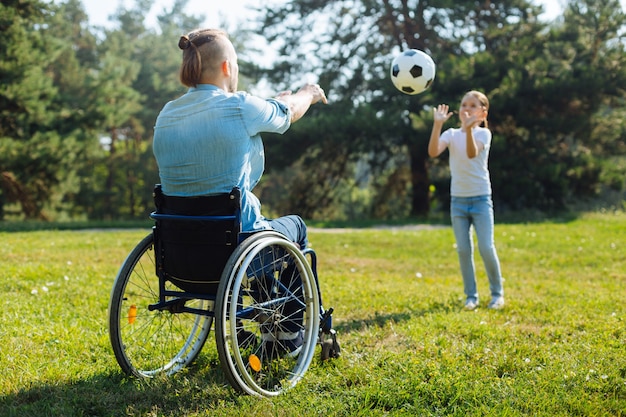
[
  {"left": 215, "top": 232, "right": 320, "bottom": 397},
  {"left": 108, "top": 233, "right": 212, "bottom": 377}
]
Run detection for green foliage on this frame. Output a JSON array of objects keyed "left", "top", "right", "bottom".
[
  {"left": 257, "top": 0, "right": 553, "bottom": 217},
  {"left": 70, "top": 0, "right": 218, "bottom": 221},
  {"left": 0, "top": 0, "right": 208, "bottom": 221},
  {"left": 0, "top": 0, "right": 70, "bottom": 219},
  {"left": 0, "top": 213, "right": 624, "bottom": 415},
  {"left": 256, "top": 0, "right": 626, "bottom": 218},
  {"left": 1, "top": 0, "right": 625, "bottom": 222},
  {"left": 482, "top": 0, "right": 626, "bottom": 211}
]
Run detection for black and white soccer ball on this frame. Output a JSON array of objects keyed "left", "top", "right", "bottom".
[{"left": 390, "top": 49, "right": 436, "bottom": 95}]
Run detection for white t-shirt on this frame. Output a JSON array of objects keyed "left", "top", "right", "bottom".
[{"left": 439, "top": 127, "right": 492, "bottom": 197}]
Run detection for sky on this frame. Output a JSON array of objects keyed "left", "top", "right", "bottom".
[
  {"left": 80, "top": 0, "right": 258, "bottom": 29},
  {"left": 79, "top": 0, "right": 569, "bottom": 29}
]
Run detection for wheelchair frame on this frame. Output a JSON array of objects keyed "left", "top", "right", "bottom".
[{"left": 108, "top": 187, "right": 339, "bottom": 397}]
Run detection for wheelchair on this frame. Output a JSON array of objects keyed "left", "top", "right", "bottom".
[{"left": 108, "top": 185, "right": 339, "bottom": 397}]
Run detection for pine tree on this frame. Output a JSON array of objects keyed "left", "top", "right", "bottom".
[{"left": 0, "top": 0, "right": 63, "bottom": 219}]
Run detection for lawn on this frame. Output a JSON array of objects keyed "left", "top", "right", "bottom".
[{"left": 0, "top": 212, "right": 624, "bottom": 416}]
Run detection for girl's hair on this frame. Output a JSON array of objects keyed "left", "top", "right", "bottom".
[
  {"left": 177, "top": 28, "right": 229, "bottom": 88},
  {"left": 464, "top": 90, "right": 490, "bottom": 128}
]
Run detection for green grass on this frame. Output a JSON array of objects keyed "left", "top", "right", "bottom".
[{"left": 0, "top": 212, "right": 624, "bottom": 416}]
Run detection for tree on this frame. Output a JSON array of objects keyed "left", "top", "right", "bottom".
[
  {"left": 256, "top": 0, "right": 626, "bottom": 217},
  {"left": 74, "top": 0, "right": 211, "bottom": 220},
  {"left": 0, "top": 0, "right": 97, "bottom": 219},
  {"left": 485, "top": 0, "right": 626, "bottom": 210},
  {"left": 256, "top": 0, "right": 547, "bottom": 218}
]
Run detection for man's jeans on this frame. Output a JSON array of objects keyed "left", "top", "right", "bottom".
[
  {"left": 451, "top": 195, "right": 504, "bottom": 301},
  {"left": 268, "top": 215, "right": 308, "bottom": 249},
  {"left": 266, "top": 215, "right": 307, "bottom": 334}
]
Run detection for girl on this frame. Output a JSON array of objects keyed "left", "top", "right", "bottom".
[{"left": 428, "top": 91, "right": 504, "bottom": 310}]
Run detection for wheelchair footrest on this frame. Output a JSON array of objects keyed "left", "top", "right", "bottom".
[
  {"left": 320, "top": 328, "right": 340, "bottom": 360},
  {"left": 319, "top": 307, "right": 340, "bottom": 360}
]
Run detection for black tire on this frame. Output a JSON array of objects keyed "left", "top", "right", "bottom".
[
  {"left": 214, "top": 232, "right": 320, "bottom": 396},
  {"left": 108, "top": 233, "right": 212, "bottom": 377}
]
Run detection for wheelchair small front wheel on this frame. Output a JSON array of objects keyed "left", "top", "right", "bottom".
[
  {"left": 108, "top": 233, "right": 212, "bottom": 377},
  {"left": 321, "top": 336, "right": 341, "bottom": 361},
  {"left": 215, "top": 232, "right": 320, "bottom": 397}
]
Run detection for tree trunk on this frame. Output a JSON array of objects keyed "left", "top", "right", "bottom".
[
  {"left": 104, "top": 128, "right": 117, "bottom": 220},
  {"left": 408, "top": 145, "right": 430, "bottom": 217}
]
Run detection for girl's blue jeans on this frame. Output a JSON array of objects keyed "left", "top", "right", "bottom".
[{"left": 450, "top": 195, "right": 504, "bottom": 302}]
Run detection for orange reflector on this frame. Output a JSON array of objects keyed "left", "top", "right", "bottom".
[
  {"left": 249, "top": 354, "right": 261, "bottom": 372},
  {"left": 128, "top": 304, "right": 137, "bottom": 324}
]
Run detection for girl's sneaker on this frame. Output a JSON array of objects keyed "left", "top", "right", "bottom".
[
  {"left": 464, "top": 298, "right": 479, "bottom": 311},
  {"left": 488, "top": 296, "right": 505, "bottom": 310}
]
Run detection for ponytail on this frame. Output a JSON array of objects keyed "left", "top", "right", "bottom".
[{"left": 177, "top": 29, "right": 228, "bottom": 88}]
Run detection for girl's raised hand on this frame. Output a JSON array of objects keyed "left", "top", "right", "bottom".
[
  {"left": 433, "top": 104, "right": 453, "bottom": 123},
  {"left": 460, "top": 107, "right": 486, "bottom": 130}
]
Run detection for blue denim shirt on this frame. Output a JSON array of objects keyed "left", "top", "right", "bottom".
[{"left": 153, "top": 85, "right": 291, "bottom": 232}]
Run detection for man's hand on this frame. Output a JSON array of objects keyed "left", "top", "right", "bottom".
[
  {"left": 276, "top": 83, "right": 328, "bottom": 123},
  {"left": 297, "top": 83, "right": 328, "bottom": 105}
]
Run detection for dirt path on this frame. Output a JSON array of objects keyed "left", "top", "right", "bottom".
[{"left": 309, "top": 224, "right": 449, "bottom": 233}]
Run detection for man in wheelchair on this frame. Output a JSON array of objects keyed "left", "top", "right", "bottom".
[
  {"left": 153, "top": 28, "right": 327, "bottom": 357},
  {"left": 109, "top": 28, "right": 337, "bottom": 396}
]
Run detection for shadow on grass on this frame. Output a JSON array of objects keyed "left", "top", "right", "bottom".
[
  {"left": 334, "top": 298, "right": 458, "bottom": 334},
  {"left": 0, "top": 361, "right": 244, "bottom": 417},
  {"left": 1, "top": 298, "right": 460, "bottom": 416}
]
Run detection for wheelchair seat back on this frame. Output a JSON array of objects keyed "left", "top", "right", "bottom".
[{"left": 152, "top": 184, "right": 241, "bottom": 295}]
